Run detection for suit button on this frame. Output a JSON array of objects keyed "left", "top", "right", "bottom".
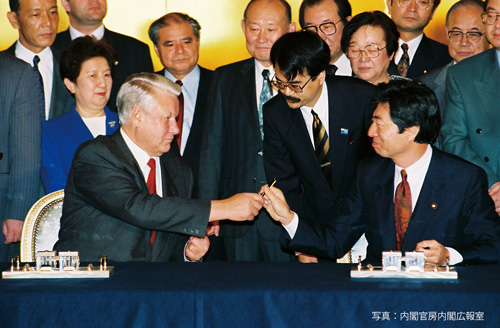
[
  {"left": 0, "top": 152, "right": 3, "bottom": 160},
  {"left": 485, "top": 157, "right": 490, "bottom": 162},
  {"left": 476, "top": 128, "right": 482, "bottom": 134}
]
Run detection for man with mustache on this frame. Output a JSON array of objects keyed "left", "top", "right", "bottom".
[{"left": 263, "top": 31, "right": 375, "bottom": 262}]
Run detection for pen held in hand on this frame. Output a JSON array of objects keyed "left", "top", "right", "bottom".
[{"left": 261, "top": 178, "right": 277, "bottom": 197}]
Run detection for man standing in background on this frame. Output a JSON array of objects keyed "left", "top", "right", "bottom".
[
  {"left": 52, "top": 0, "right": 153, "bottom": 111},
  {"left": 197, "top": 0, "right": 297, "bottom": 261}
]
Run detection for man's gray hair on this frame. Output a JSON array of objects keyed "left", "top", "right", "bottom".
[
  {"left": 149, "top": 12, "right": 201, "bottom": 46},
  {"left": 117, "top": 73, "right": 181, "bottom": 125}
]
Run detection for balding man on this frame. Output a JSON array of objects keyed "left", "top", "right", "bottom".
[{"left": 197, "top": 0, "right": 297, "bottom": 261}]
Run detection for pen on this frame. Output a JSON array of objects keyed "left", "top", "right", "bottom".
[{"left": 261, "top": 178, "right": 277, "bottom": 197}]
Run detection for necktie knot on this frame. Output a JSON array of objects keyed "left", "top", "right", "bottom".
[
  {"left": 147, "top": 158, "right": 156, "bottom": 171},
  {"left": 400, "top": 169, "right": 408, "bottom": 181},
  {"left": 401, "top": 43, "right": 409, "bottom": 53},
  {"left": 33, "top": 55, "right": 40, "bottom": 67},
  {"left": 262, "top": 69, "right": 270, "bottom": 79},
  {"left": 175, "top": 79, "right": 183, "bottom": 87}
]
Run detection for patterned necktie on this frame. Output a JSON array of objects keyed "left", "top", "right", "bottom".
[
  {"left": 394, "top": 169, "right": 412, "bottom": 250},
  {"left": 311, "top": 109, "right": 332, "bottom": 187},
  {"left": 147, "top": 158, "right": 157, "bottom": 247},
  {"left": 33, "top": 55, "right": 46, "bottom": 120},
  {"left": 175, "top": 80, "right": 184, "bottom": 150},
  {"left": 258, "top": 69, "right": 272, "bottom": 139},
  {"left": 397, "top": 43, "right": 409, "bottom": 77}
]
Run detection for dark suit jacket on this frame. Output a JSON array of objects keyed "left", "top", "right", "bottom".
[
  {"left": 0, "top": 53, "right": 40, "bottom": 232},
  {"left": 418, "top": 61, "right": 452, "bottom": 120},
  {"left": 52, "top": 28, "right": 154, "bottom": 112},
  {"left": 286, "top": 149, "right": 500, "bottom": 265},
  {"left": 263, "top": 76, "right": 375, "bottom": 225},
  {"left": 389, "top": 34, "right": 451, "bottom": 79},
  {"left": 441, "top": 49, "right": 500, "bottom": 188},
  {"left": 3, "top": 44, "right": 74, "bottom": 119},
  {"left": 157, "top": 66, "right": 213, "bottom": 195},
  {"left": 54, "top": 130, "right": 211, "bottom": 262},
  {"left": 197, "top": 58, "right": 281, "bottom": 240}
]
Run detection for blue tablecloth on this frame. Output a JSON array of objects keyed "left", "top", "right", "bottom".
[{"left": 0, "top": 262, "right": 498, "bottom": 327}]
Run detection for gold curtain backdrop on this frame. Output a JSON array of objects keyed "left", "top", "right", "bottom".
[{"left": 0, "top": 0, "right": 457, "bottom": 71}]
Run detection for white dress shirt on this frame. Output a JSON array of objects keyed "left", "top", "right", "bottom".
[
  {"left": 15, "top": 41, "right": 54, "bottom": 119},
  {"left": 284, "top": 145, "right": 463, "bottom": 264},
  {"left": 333, "top": 53, "right": 352, "bottom": 76},
  {"left": 254, "top": 59, "right": 275, "bottom": 108},
  {"left": 394, "top": 34, "right": 424, "bottom": 65},
  {"left": 163, "top": 65, "right": 200, "bottom": 155},
  {"left": 120, "top": 128, "right": 163, "bottom": 197},
  {"left": 300, "top": 82, "right": 329, "bottom": 148},
  {"left": 69, "top": 24, "right": 105, "bottom": 40},
  {"left": 81, "top": 116, "right": 107, "bottom": 138}
]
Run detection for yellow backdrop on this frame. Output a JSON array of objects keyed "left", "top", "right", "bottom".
[{"left": 0, "top": 0, "right": 457, "bottom": 71}]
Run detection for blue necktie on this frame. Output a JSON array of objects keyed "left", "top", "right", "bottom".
[
  {"left": 33, "top": 55, "right": 46, "bottom": 120},
  {"left": 258, "top": 69, "right": 272, "bottom": 140}
]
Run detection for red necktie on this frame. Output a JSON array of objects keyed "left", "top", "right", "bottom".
[
  {"left": 147, "top": 158, "right": 157, "bottom": 246},
  {"left": 394, "top": 169, "right": 412, "bottom": 250},
  {"left": 175, "top": 80, "right": 184, "bottom": 150}
]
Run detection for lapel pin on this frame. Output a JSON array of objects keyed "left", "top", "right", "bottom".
[
  {"left": 108, "top": 121, "right": 116, "bottom": 128},
  {"left": 340, "top": 128, "right": 348, "bottom": 135},
  {"left": 431, "top": 203, "right": 437, "bottom": 209}
]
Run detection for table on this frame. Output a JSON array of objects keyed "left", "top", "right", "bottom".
[{"left": 1, "top": 262, "right": 499, "bottom": 327}]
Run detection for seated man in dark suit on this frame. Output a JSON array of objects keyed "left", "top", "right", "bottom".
[
  {"left": 263, "top": 31, "right": 375, "bottom": 262},
  {"left": 52, "top": 0, "right": 154, "bottom": 111},
  {"left": 54, "top": 73, "right": 263, "bottom": 262},
  {"left": 261, "top": 79, "right": 500, "bottom": 265},
  {"left": 386, "top": 0, "right": 451, "bottom": 78},
  {"left": 5, "top": 0, "right": 74, "bottom": 120}
]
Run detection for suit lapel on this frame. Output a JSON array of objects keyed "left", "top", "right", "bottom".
[
  {"left": 327, "top": 80, "right": 351, "bottom": 197},
  {"left": 373, "top": 160, "right": 397, "bottom": 251},
  {"left": 402, "top": 151, "right": 444, "bottom": 251},
  {"left": 240, "top": 59, "right": 261, "bottom": 142}
]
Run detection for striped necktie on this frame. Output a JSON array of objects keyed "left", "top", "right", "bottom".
[
  {"left": 33, "top": 55, "right": 46, "bottom": 120},
  {"left": 311, "top": 109, "right": 332, "bottom": 187}
]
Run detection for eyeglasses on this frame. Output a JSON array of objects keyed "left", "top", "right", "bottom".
[
  {"left": 271, "top": 75, "right": 312, "bottom": 93},
  {"left": 481, "top": 11, "right": 500, "bottom": 25},
  {"left": 346, "top": 44, "right": 387, "bottom": 59},
  {"left": 447, "top": 31, "right": 485, "bottom": 43},
  {"left": 303, "top": 19, "right": 342, "bottom": 36},
  {"left": 397, "top": 0, "right": 434, "bottom": 10}
]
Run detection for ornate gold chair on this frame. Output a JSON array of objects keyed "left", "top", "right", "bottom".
[{"left": 20, "top": 190, "right": 64, "bottom": 262}]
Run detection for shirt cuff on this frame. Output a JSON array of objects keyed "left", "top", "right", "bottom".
[
  {"left": 446, "top": 247, "right": 463, "bottom": 265},
  {"left": 183, "top": 240, "right": 203, "bottom": 262},
  {"left": 283, "top": 212, "right": 299, "bottom": 239}
]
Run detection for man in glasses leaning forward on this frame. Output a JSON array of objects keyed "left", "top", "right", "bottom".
[{"left": 263, "top": 31, "right": 375, "bottom": 262}]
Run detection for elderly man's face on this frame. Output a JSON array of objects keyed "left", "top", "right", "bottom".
[
  {"left": 446, "top": 5, "right": 490, "bottom": 63},
  {"left": 135, "top": 88, "right": 180, "bottom": 157},
  {"left": 155, "top": 21, "right": 200, "bottom": 80},
  {"left": 7, "top": 0, "right": 59, "bottom": 53},
  {"left": 62, "top": 0, "right": 107, "bottom": 27},
  {"left": 241, "top": 0, "right": 296, "bottom": 67},
  {"left": 302, "top": 0, "right": 349, "bottom": 64}
]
